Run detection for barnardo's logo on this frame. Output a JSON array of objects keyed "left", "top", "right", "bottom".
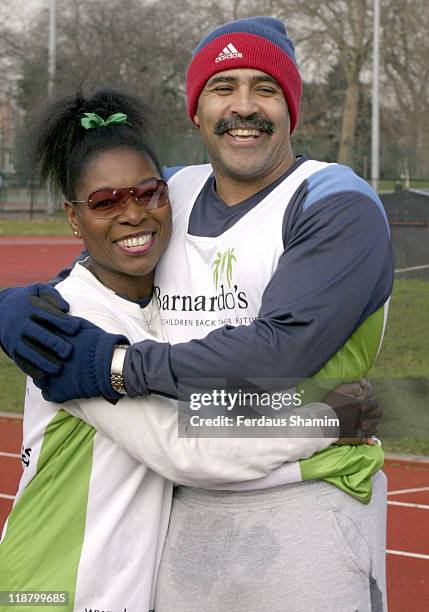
[
  {"left": 153, "top": 247, "right": 249, "bottom": 313},
  {"left": 215, "top": 43, "right": 243, "bottom": 63},
  {"left": 213, "top": 248, "right": 236, "bottom": 289}
]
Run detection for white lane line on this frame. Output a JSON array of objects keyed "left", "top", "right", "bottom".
[
  {"left": 388, "top": 500, "right": 429, "bottom": 510},
  {"left": 0, "top": 451, "right": 20, "bottom": 459},
  {"left": 395, "top": 264, "right": 429, "bottom": 273},
  {"left": 0, "top": 493, "right": 15, "bottom": 500},
  {"left": 389, "top": 486, "right": 429, "bottom": 496},
  {"left": 0, "top": 411, "right": 23, "bottom": 419},
  {"left": 387, "top": 549, "right": 429, "bottom": 560}
]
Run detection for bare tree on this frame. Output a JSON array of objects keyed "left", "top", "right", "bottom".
[
  {"left": 2, "top": 0, "right": 428, "bottom": 177},
  {"left": 383, "top": 0, "right": 429, "bottom": 175},
  {"left": 264, "top": 0, "right": 373, "bottom": 165},
  {"left": 4, "top": 0, "right": 240, "bottom": 172}
]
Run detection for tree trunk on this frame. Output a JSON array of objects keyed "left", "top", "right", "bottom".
[{"left": 338, "top": 79, "right": 360, "bottom": 166}]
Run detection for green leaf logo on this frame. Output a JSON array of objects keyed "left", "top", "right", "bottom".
[{"left": 212, "top": 248, "right": 236, "bottom": 289}]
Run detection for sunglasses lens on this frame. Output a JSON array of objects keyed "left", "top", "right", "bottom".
[
  {"left": 134, "top": 180, "right": 169, "bottom": 210},
  {"left": 88, "top": 190, "right": 123, "bottom": 217}
]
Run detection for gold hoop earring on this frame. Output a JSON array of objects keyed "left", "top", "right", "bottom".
[{"left": 73, "top": 230, "right": 82, "bottom": 239}]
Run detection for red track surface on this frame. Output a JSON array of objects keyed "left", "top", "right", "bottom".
[
  {"left": 1, "top": 415, "right": 428, "bottom": 611},
  {"left": 0, "top": 236, "right": 83, "bottom": 285}
]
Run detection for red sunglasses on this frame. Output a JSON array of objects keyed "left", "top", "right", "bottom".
[{"left": 71, "top": 178, "right": 168, "bottom": 218}]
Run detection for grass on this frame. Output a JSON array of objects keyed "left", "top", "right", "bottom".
[
  {"left": 0, "top": 214, "right": 71, "bottom": 236},
  {"left": 0, "top": 278, "right": 428, "bottom": 455},
  {"left": 373, "top": 377, "right": 429, "bottom": 455},
  {"left": 368, "top": 279, "right": 429, "bottom": 454},
  {"left": 0, "top": 350, "right": 27, "bottom": 414},
  {"left": 369, "top": 279, "right": 429, "bottom": 454},
  {"left": 371, "top": 279, "right": 429, "bottom": 379}
]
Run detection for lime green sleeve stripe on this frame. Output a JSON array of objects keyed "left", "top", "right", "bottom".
[
  {"left": 0, "top": 410, "right": 96, "bottom": 610},
  {"left": 298, "top": 305, "right": 386, "bottom": 503},
  {"left": 299, "top": 306, "right": 386, "bottom": 399}
]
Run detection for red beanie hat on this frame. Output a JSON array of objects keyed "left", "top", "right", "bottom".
[{"left": 186, "top": 17, "right": 302, "bottom": 134}]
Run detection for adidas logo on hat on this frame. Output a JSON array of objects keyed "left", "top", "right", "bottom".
[{"left": 215, "top": 43, "right": 243, "bottom": 63}]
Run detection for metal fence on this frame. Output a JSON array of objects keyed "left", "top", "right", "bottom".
[
  {"left": 0, "top": 186, "right": 50, "bottom": 215},
  {"left": 368, "top": 178, "right": 429, "bottom": 193},
  {"left": 0, "top": 177, "right": 428, "bottom": 215}
]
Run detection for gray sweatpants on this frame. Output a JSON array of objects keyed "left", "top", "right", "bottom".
[{"left": 155, "top": 471, "right": 387, "bottom": 612}]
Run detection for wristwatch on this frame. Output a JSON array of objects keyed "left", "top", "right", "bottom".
[{"left": 110, "top": 344, "right": 129, "bottom": 395}]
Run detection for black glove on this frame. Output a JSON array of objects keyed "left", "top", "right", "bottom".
[{"left": 325, "top": 379, "right": 382, "bottom": 444}]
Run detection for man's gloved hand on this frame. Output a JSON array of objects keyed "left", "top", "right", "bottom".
[
  {"left": 34, "top": 317, "right": 130, "bottom": 404},
  {"left": 0, "top": 284, "right": 81, "bottom": 379},
  {"left": 324, "top": 379, "right": 382, "bottom": 445}
]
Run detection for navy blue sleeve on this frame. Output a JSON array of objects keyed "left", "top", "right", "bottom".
[
  {"left": 0, "top": 287, "right": 19, "bottom": 302},
  {"left": 124, "top": 181, "right": 394, "bottom": 398}
]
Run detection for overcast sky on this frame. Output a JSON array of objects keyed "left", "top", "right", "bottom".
[{"left": 29, "top": 0, "right": 44, "bottom": 9}]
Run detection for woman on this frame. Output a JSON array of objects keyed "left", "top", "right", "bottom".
[
  {"left": 0, "top": 90, "right": 348, "bottom": 611},
  {"left": 0, "top": 90, "right": 173, "bottom": 611}
]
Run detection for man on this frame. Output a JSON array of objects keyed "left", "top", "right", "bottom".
[{"left": 0, "top": 17, "right": 393, "bottom": 611}]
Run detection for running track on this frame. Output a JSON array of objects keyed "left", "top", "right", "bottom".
[
  {"left": 0, "top": 236, "right": 83, "bottom": 286},
  {"left": 1, "top": 413, "right": 428, "bottom": 611},
  {"left": 1, "top": 237, "right": 429, "bottom": 609}
]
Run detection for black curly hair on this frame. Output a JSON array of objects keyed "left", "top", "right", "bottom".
[{"left": 32, "top": 89, "right": 162, "bottom": 201}]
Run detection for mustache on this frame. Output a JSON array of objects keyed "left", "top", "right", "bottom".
[{"left": 213, "top": 114, "right": 275, "bottom": 136}]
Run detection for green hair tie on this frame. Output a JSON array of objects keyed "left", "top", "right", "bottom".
[{"left": 80, "top": 112, "right": 130, "bottom": 130}]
